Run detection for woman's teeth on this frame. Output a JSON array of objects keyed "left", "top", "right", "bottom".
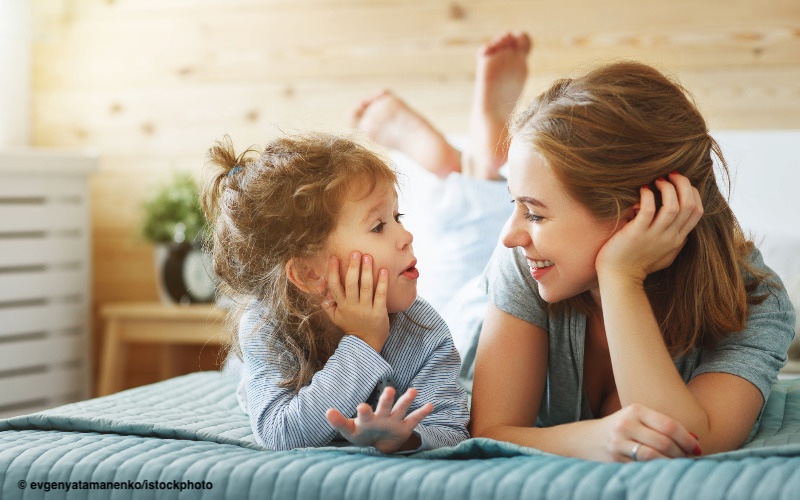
[{"left": 531, "top": 260, "right": 554, "bottom": 269}]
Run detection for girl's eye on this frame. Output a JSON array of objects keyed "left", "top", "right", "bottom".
[
  {"left": 371, "top": 221, "right": 386, "bottom": 233},
  {"left": 524, "top": 213, "right": 543, "bottom": 223},
  {"left": 394, "top": 213, "right": 405, "bottom": 223}
]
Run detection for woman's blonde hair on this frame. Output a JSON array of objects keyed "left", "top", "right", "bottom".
[
  {"left": 202, "top": 132, "right": 397, "bottom": 391},
  {"left": 511, "top": 61, "right": 768, "bottom": 355}
]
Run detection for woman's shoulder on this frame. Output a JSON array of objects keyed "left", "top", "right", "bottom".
[{"left": 745, "top": 246, "right": 786, "bottom": 289}]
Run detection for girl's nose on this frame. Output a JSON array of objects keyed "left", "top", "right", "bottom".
[{"left": 398, "top": 225, "right": 413, "bottom": 249}]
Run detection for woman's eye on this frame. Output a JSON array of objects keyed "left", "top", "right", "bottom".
[
  {"left": 371, "top": 222, "right": 386, "bottom": 233},
  {"left": 524, "top": 213, "right": 542, "bottom": 223}
]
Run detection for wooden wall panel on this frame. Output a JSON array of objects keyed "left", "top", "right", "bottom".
[{"left": 29, "top": 0, "right": 800, "bottom": 393}]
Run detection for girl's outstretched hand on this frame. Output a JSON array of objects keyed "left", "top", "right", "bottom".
[
  {"left": 323, "top": 251, "right": 390, "bottom": 352},
  {"left": 326, "top": 387, "right": 434, "bottom": 454},
  {"left": 590, "top": 403, "right": 702, "bottom": 462},
  {"left": 595, "top": 172, "right": 704, "bottom": 283}
]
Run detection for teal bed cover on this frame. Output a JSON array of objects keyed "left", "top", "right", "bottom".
[{"left": 2, "top": 372, "right": 800, "bottom": 499}]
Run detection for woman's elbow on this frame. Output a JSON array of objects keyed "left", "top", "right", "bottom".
[{"left": 468, "top": 418, "right": 496, "bottom": 439}]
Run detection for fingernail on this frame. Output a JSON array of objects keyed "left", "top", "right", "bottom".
[
  {"left": 693, "top": 445, "right": 702, "bottom": 456},
  {"left": 363, "top": 255, "right": 371, "bottom": 264},
  {"left": 670, "top": 171, "right": 679, "bottom": 175},
  {"left": 641, "top": 185, "right": 650, "bottom": 190},
  {"left": 657, "top": 177, "right": 666, "bottom": 182},
  {"left": 351, "top": 252, "right": 360, "bottom": 261}
]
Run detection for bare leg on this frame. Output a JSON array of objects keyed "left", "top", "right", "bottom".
[
  {"left": 352, "top": 90, "right": 462, "bottom": 178},
  {"left": 463, "top": 32, "right": 531, "bottom": 180}
]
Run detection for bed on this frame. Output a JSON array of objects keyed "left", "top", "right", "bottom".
[
  {"left": 2, "top": 371, "right": 800, "bottom": 500},
  {"left": 1, "top": 130, "right": 799, "bottom": 499}
]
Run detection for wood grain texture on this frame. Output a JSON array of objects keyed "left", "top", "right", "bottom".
[{"left": 29, "top": 0, "right": 800, "bottom": 392}]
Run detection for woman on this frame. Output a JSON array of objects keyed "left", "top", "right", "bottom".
[{"left": 469, "top": 61, "right": 796, "bottom": 462}]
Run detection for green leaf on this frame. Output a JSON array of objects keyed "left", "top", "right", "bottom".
[{"left": 140, "top": 173, "right": 207, "bottom": 244}]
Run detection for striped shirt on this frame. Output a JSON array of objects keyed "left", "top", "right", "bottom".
[{"left": 237, "top": 297, "right": 470, "bottom": 452}]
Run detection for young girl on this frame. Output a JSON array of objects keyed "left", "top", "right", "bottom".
[
  {"left": 202, "top": 133, "right": 469, "bottom": 453},
  {"left": 470, "top": 61, "right": 796, "bottom": 462}
]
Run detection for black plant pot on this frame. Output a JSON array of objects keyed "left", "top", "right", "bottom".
[{"left": 157, "top": 241, "right": 216, "bottom": 304}]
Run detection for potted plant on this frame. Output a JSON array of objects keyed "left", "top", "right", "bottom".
[{"left": 140, "top": 173, "right": 216, "bottom": 304}]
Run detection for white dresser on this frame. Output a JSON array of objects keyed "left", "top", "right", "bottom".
[{"left": 0, "top": 149, "right": 98, "bottom": 418}]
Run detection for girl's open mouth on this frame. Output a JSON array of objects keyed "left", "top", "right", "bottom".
[{"left": 401, "top": 261, "right": 419, "bottom": 280}]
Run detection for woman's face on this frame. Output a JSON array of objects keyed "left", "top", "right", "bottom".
[
  {"left": 324, "top": 180, "right": 418, "bottom": 313},
  {"left": 502, "top": 140, "right": 619, "bottom": 304}
]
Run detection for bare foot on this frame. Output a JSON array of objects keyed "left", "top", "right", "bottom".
[
  {"left": 463, "top": 32, "right": 532, "bottom": 180},
  {"left": 352, "top": 90, "right": 461, "bottom": 178}
]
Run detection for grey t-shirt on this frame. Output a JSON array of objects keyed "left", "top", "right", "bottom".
[{"left": 483, "top": 244, "right": 796, "bottom": 428}]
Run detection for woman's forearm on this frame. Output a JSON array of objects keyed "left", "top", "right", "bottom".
[
  {"left": 477, "top": 420, "right": 601, "bottom": 459},
  {"left": 598, "top": 272, "right": 709, "bottom": 433}
]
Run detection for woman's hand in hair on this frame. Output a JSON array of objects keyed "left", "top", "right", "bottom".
[
  {"left": 326, "top": 386, "right": 433, "bottom": 454},
  {"left": 323, "top": 252, "right": 391, "bottom": 352},
  {"left": 595, "top": 172, "right": 704, "bottom": 284},
  {"left": 594, "top": 403, "right": 702, "bottom": 462}
]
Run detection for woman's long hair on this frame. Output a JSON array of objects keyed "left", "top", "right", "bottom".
[{"left": 511, "top": 61, "right": 769, "bottom": 355}]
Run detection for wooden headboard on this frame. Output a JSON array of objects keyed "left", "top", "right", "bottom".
[{"left": 28, "top": 0, "right": 800, "bottom": 387}]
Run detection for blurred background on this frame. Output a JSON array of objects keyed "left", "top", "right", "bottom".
[{"left": 2, "top": 0, "right": 799, "bottom": 397}]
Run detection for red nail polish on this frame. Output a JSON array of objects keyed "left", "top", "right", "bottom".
[
  {"left": 641, "top": 185, "right": 650, "bottom": 190},
  {"left": 693, "top": 445, "right": 702, "bottom": 456},
  {"left": 671, "top": 171, "right": 679, "bottom": 175},
  {"left": 657, "top": 177, "right": 666, "bottom": 182}
]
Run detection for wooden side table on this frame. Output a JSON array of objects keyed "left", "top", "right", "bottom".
[{"left": 98, "top": 302, "right": 227, "bottom": 396}]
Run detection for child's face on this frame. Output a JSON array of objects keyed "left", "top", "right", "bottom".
[
  {"left": 325, "top": 181, "right": 418, "bottom": 313},
  {"left": 502, "top": 140, "right": 619, "bottom": 305}
]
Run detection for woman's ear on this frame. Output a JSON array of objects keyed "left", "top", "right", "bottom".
[
  {"left": 624, "top": 204, "right": 640, "bottom": 223},
  {"left": 286, "top": 257, "right": 325, "bottom": 295}
]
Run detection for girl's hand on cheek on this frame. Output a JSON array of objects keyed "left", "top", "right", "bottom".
[
  {"left": 595, "top": 173, "right": 703, "bottom": 283},
  {"left": 323, "top": 252, "right": 390, "bottom": 352}
]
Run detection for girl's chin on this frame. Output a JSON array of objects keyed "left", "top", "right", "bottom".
[{"left": 387, "top": 292, "right": 418, "bottom": 313}]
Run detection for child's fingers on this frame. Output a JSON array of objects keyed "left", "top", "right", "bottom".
[
  {"left": 391, "top": 387, "right": 419, "bottom": 417},
  {"left": 321, "top": 298, "right": 336, "bottom": 323},
  {"left": 326, "top": 256, "right": 344, "bottom": 301},
  {"left": 373, "top": 268, "right": 389, "bottom": 311},
  {"left": 345, "top": 251, "right": 362, "bottom": 300},
  {"left": 355, "top": 402, "right": 374, "bottom": 423},
  {"left": 326, "top": 408, "right": 355, "bottom": 435},
  {"left": 359, "top": 254, "right": 374, "bottom": 307},
  {"left": 374, "top": 386, "right": 396, "bottom": 416},
  {"left": 404, "top": 402, "right": 434, "bottom": 427}
]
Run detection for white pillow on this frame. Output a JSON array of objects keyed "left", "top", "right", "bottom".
[{"left": 757, "top": 234, "right": 800, "bottom": 372}]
